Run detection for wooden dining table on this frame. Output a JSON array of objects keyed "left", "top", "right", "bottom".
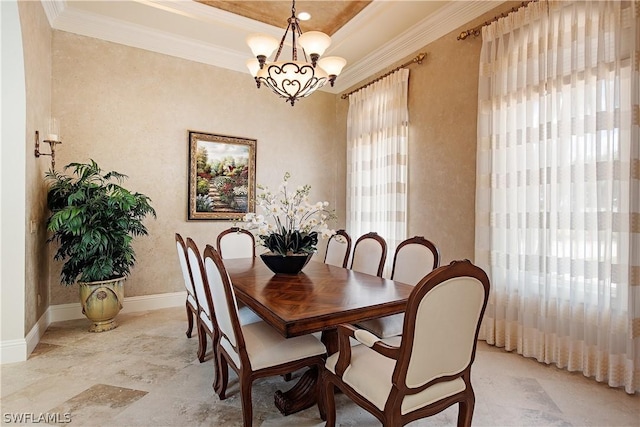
[{"left": 223, "top": 257, "right": 415, "bottom": 416}]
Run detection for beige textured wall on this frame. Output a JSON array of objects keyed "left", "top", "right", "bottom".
[
  {"left": 404, "top": 31, "right": 484, "bottom": 264},
  {"left": 50, "top": 31, "right": 342, "bottom": 303},
  {"left": 19, "top": 1, "right": 53, "bottom": 332}
]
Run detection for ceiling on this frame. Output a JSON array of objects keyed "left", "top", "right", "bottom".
[
  {"left": 40, "top": 0, "right": 503, "bottom": 94},
  {"left": 196, "top": 1, "right": 373, "bottom": 36}
]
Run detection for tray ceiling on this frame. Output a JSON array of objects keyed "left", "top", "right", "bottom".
[{"left": 196, "top": 1, "right": 372, "bottom": 36}]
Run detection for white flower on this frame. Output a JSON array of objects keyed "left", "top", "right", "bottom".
[
  {"left": 320, "top": 227, "right": 335, "bottom": 239},
  {"left": 242, "top": 172, "right": 337, "bottom": 255}
]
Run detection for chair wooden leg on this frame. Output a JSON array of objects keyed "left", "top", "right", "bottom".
[
  {"left": 239, "top": 374, "right": 253, "bottom": 427},
  {"left": 197, "top": 324, "right": 207, "bottom": 363},
  {"left": 185, "top": 302, "right": 194, "bottom": 338},
  {"left": 211, "top": 334, "right": 221, "bottom": 393},
  {"left": 211, "top": 361, "right": 221, "bottom": 394},
  {"left": 215, "top": 353, "right": 229, "bottom": 400},
  {"left": 323, "top": 372, "right": 337, "bottom": 427},
  {"left": 457, "top": 397, "right": 475, "bottom": 427}
]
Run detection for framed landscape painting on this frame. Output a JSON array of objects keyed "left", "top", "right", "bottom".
[{"left": 188, "top": 131, "right": 256, "bottom": 220}]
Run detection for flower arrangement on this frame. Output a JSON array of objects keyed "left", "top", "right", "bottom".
[{"left": 243, "top": 172, "right": 336, "bottom": 256}]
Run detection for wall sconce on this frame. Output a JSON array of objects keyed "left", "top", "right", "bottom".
[{"left": 35, "top": 118, "right": 62, "bottom": 171}]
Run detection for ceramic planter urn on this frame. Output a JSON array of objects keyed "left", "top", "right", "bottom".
[
  {"left": 78, "top": 277, "right": 125, "bottom": 332},
  {"left": 260, "top": 253, "right": 312, "bottom": 275}
]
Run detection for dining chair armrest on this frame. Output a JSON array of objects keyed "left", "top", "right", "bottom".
[
  {"left": 353, "top": 328, "right": 400, "bottom": 360},
  {"left": 334, "top": 324, "right": 400, "bottom": 376}
]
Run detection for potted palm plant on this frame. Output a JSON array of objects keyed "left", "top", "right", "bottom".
[{"left": 46, "top": 160, "right": 156, "bottom": 332}]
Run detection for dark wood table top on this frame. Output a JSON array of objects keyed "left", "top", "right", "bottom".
[{"left": 224, "top": 258, "right": 414, "bottom": 338}]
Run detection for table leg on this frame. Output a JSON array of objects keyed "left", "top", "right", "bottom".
[
  {"left": 274, "top": 367, "right": 319, "bottom": 415},
  {"left": 273, "top": 329, "right": 339, "bottom": 416}
]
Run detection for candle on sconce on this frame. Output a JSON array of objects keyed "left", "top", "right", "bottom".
[{"left": 47, "top": 118, "right": 60, "bottom": 142}]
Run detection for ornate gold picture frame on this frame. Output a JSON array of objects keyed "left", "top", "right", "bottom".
[{"left": 188, "top": 131, "right": 256, "bottom": 220}]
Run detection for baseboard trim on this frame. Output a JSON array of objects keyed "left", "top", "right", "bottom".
[
  {"left": 120, "top": 291, "right": 186, "bottom": 315},
  {"left": 1, "top": 291, "right": 185, "bottom": 364},
  {"left": 0, "top": 338, "right": 27, "bottom": 364},
  {"left": 26, "top": 309, "right": 50, "bottom": 356},
  {"left": 48, "top": 291, "right": 186, "bottom": 322},
  {"left": 47, "top": 301, "right": 83, "bottom": 323}
]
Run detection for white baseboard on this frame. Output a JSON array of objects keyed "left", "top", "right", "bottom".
[
  {"left": 26, "top": 309, "right": 50, "bottom": 356},
  {"left": 47, "top": 301, "right": 84, "bottom": 323},
  {"left": 0, "top": 338, "right": 27, "bottom": 364},
  {"left": 120, "top": 291, "right": 186, "bottom": 315},
  {"left": 1, "top": 291, "right": 185, "bottom": 364},
  {"left": 47, "top": 291, "right": 186, "bottom": 322}
]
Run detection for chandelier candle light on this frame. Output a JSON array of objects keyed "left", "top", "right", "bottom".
[{"left": 245, "top": 0, "right": 347, "bottom": 106}]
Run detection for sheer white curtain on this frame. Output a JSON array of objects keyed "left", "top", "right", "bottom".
[
  {"left": 475, "top": 0, "right": 639, "bottom": 393},
  {"left": 347, "top": 69, "right": 409, "bottom": 272}
]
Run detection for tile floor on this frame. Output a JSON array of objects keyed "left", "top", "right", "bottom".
[{"left": 1, "top": 306, "right": 638, "bottom": 426}]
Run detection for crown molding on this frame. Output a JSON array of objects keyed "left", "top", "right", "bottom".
[
  {"left": 328, "top": 1, "right": 504, "bottom": 94},
  {"left": 40, "top": 0, "right": 503, "bottom": 93},
  {"left": 40, "top": 0, "right": 65, "bottom": 27},
  {"left": 45, "top": 0, "right": 249, "bottom": 72}
]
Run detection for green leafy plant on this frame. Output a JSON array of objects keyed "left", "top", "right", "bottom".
[
  {"left": 46, "top": 160, "right": 156, "bottom": 285},
  {"left": 243, "top": 172, "right": 336, "bottom": 256}
]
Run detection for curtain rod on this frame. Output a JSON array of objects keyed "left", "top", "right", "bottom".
[
  {"left": 457, "top": 0, "right": 538, "bottom": 40},
  {"left": 340, "top": 52, "right": 426, "bottom": 100}
]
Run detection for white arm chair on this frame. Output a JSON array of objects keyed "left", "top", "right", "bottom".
[
  {"left": 358, "top": 236, "right": 440, "bottom": 338},
  {"left": 216, "top": 227, "right": 256, "bottom": 259},
  {"left": 350, "top": 232, "right": 387, "bottom": 277},
  {"left": 324, "top": 229, "right": 352, "bottom": 268},
  {"left": 323, "top": 260, "right": 490, "bottom": 427},
  {"left": 203, "top": 245, "right": 327, "bottom": 427}
]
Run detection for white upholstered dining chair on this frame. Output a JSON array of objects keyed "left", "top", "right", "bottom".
[
  {"left": 358, "top": 236, "right": 440, "bottom": 338},
  {"left": 186, "top": 238, "right": 260, "bottom": 366},
  {"left": 323, "top": 260, "right": 490, "bottom": 427},
  {"left": 203, "top": 245, "right": 327, "bottom": 427},
  {"left": 175, "top": 233, "right": 199, "bottom": 341},
  {"left": 324, "top": 229, "right": 352, "bottom": 268},
  {"left": 216, "top": 227, "right": 255, "bottom": 259},
  {"left": 350, "top": 232, "right": 387, "bottom": 277}
]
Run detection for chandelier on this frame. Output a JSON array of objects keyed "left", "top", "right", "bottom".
[{"left": 245, "top": 0, "right": 347, "bottom": 106}]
